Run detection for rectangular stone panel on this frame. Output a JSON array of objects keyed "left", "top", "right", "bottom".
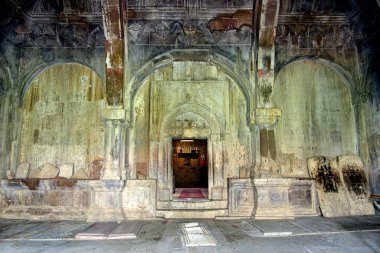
[
  {"left": 337, "top": 156, "right": 374, "bottom": 216},
  {"left": 122, "top": 180, "right": 156, "bottom": 218},
  {"left": 308, "top": 156, "right": 350, "bottom": 217},
  {"left": 254, "top": 178, "right": 318, "bottom": 218},
  {"left": 228, "top": 178, "right": 255, "bottom": 217},
  {"left": 15, "top": 163, "right": 30, "bottom": 179},
  {"left": 289, "top": 184, "right": 312, "bottom": 209}
]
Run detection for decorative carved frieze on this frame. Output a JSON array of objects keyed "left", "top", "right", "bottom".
[
  {"left": 126, "top": 0, "right": 253, "bottom": 9},
  {"left": 128, "top": 19, "right": 252, "bottom": 46},
  {"left": 276, "top": 21, "right": 355, "bottom": 52},
  {"left": 3, "top": 23, "right": 104, "bottom": 48}
]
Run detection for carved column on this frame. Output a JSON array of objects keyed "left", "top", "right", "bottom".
[
  {"left": 100, "top": 0, "right": 129, "bottom": 180},
  {"left": 101, "top": 109, "right": 128, "bottom": 180},
  {"left": 252, "top": 0, "right": 282, "bottom": 177}
]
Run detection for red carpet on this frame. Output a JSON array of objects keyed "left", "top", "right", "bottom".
[{"left": 179, "top": 189, "right": 204, "bottom": 198}]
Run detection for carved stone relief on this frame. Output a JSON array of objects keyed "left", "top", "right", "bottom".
[
  {"left": 4, "top": 23, "right": 104, "bottom": 48},
  {"left": 276, "top": 23, "right": 355, "bottom": 52},
  {"left": 127, "top": 19, "right": 252, "bottom": 46},
  {"left": 168, "top": 112, "right": 211, "bottom": 138}
]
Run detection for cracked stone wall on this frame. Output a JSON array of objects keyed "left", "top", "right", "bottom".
[{"left": 18, "top": 63, "right": 106, "bottom": 176}]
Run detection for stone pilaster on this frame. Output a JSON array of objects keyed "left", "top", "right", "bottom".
[
  {"left": 251, "top": 0, "right": 281, "bottom": 178},
  {"left": 101, "top": 108, "right": 128, "bottom": 180},
  {"left": 101, "top": 0, "right": 125, "bottom": 106}
]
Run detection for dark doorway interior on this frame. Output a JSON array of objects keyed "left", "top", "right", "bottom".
[{"left": 172, "top": 139, "right": 208, "bottom": 188}]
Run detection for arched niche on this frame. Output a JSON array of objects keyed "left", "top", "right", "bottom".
[
  {"left": 160, "top": 103, "right": 222, "bottom": 141},
  {"left": 273, "top": 59, "right": 358, "bottom": 177},
  {"left": 129, "top": 60, "right": 251, "bottom": 201},
  {"left": 19, "top": 63, "right": 106, "bottom": 176}
]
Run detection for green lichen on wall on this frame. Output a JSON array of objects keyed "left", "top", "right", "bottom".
[
  {"left": 274, "top": 60, "right": 358, "bottom": 176},
  {"left": 19, "top": 63, "right": 106, "bottom": 175}
]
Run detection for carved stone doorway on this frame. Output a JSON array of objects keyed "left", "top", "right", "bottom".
[{"left": 172, "top": 139, "right": 208, "bottom": 199}]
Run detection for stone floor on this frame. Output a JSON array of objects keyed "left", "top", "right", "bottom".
[{"left": 0, "top": 215, "right": 379, "bottom": 253}]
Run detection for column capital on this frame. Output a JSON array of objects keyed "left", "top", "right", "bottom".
[
  {"left": 251, "top": 107, "right": 281, "bottom": 127},
  {"left": 102, "top": 107, "right": 130, "bottom": 128}
]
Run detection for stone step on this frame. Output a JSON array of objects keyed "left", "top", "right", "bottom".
[
  {"left": 156, "top": 209, "right": 228, "bottom": 219},
  {"left": 157, "top": 200, "right": 227, "bottom": 210}
]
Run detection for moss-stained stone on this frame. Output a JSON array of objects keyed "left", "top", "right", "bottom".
[
  {"left": 19, "top": 63, "right": 106, "bottom": 178},
  {"left": 274, "top": 60, "right": 358, "bottom": 177}
]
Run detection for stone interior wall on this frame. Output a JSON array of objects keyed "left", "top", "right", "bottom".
[
  {"left": 130, "top": 61, "right": 251, "bottom": 183},
  {"left": 18, "top": 63, "right": 106, "bottom": 177},
  {"left": 366, "top": 103, "right": 380, "bottom": 193},
  {"left": 0, "top": 95, "right": 12, "bottom": 178},
  {"left": 273, "top": 60, "right": 358, "bottom": 177}
]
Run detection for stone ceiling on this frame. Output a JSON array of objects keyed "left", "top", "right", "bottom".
[{"left": 0, "top": 0, "right": 374, "bottom": 49}]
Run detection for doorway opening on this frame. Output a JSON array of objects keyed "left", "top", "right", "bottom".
[{"left": 172, "top": 139, "right": 208, "bottom": 199}]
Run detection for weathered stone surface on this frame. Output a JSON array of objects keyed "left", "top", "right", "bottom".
[
  {"left": 0, "top": 0, "right": 378, "bottom": 222},
  {"left": 44, "top": 191, "right": 60, "bottom": 206},
  {"left": 15, "top": 163, "right": 30, "bottom": 179},
  {"left": 18, "top": 64, "right": 105, "bottom": 178},
  {"left": 228, "top": 178, "right": 255, "bottom": 217},
  {"left": 122, "top": 180, "right": 156, "bottom": 218},
  {"left": 58, "top": 163, "right": 74, "bottom": 178},
  {"left": 308, "top": 156, "right": 350, "bottom": 217},
  {"left": 29, "top": 168, "right": 41, "bottom": 178},
  {"left": 87, "top": 180, "right": 124, "bottom": 222},
  {"left": 254, "top": 178, "right": 318, "bottom": 219},
  {"left": 309, "top": 156, "right": 375, "bottom": 217},
  {"left": 59, "top": 191, "right": 74, "bottom": 207},
  {"left": 6, "top": 170, "right": 15, "bottom": 180},
  {"left": 31, "top": 191, "right": 44, "bottom": 205},
  {"left": 39, "top": 164, "right": 59, "bottom": 179},
  {"left": 252, "top": 108, "right": 281, "bottom": 126},
  {"left": 337, "top": 156, "right": 374, "bottom": 216},
  {"left": 71, "top": 169, "right": 89, "bottom": 179},
  {"left": 89, "top": 158, "right": 104, "bottom": 180},
  {"left": 274, "top": 61, "right": 358, "bottom": 177}
]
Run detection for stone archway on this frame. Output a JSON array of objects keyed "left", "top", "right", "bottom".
[
  {"left": 273, "top": 59, "right": 358, "bottom": 177},
  {"left": 129, "top": 59, "right": 252, "bottom": 210},
  {"left": 18, "top": 63, "right": 106, "bottom": 178},
  {"left": 156, "top": 104, "right": 223, "bottom": 201}
]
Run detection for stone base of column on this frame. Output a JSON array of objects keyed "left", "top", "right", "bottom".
[{"left": 87, "top": 180, "right": 125, "bottom": 222}]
